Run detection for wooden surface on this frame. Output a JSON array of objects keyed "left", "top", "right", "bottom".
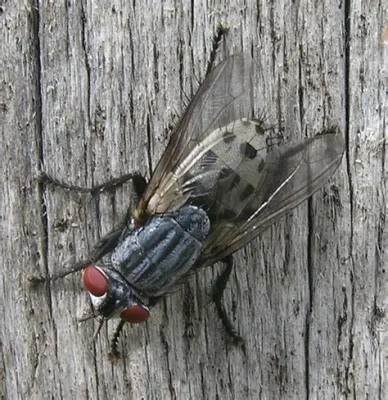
[{"left": 1, "top": 1, "right": 387, "bottom": 399}]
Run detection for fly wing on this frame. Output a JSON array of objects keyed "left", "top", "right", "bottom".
[
  {"left": 198, "top": 128, "right": 345, "bottom": 267},
  {"left": 135, "top": 52, "right": 344, "bottom": 271},
  {"left": 136, "top": 53, "right": 254, "bottom": 218}
]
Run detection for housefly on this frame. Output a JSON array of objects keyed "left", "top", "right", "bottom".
[{"left": 37, "top": 51, "right": 345, "bottom": 355}]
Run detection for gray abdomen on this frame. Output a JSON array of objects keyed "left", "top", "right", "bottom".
[{"left": 111, "top": 206, "right": 210, "bottom": 296}]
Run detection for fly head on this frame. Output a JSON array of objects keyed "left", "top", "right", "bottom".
[{"left": 82, "top": 265, "right": 150, "bottom": 323}]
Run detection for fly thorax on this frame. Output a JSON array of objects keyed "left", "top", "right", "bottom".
[{"left": 109, "top": 205, "right": 210, "bottom": 297}]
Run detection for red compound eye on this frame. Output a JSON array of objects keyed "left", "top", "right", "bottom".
[
  {"left": 121, "top": 305, "right": 150, "bottom": 323},
  {"left": 83, "top": 265, "right": 109, "bottom": 297}
]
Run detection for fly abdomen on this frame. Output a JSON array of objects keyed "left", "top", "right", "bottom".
[{"left": 111, "top": 206, "right": 210, "bottom": 296}]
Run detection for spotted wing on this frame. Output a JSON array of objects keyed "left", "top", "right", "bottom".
[
  {"left": 135, "top": 52, "right": 344, "bottom": 268},
  {"left": 136, "top": 53, "right": 254, "bottom": 219},
  {"left": 198, "top": 127, "right": 345, "bottom": 267}
]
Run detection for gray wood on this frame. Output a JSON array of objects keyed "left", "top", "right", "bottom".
[{"left": 1, "top": 0, "right": 387, "bottom": 399}]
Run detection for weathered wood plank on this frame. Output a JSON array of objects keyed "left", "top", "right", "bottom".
[{"left": 1, "top": 0, "right": 386, "bottom": 399}]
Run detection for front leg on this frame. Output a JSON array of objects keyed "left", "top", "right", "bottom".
[
  {"left": 31, "top": 173, "right": 148, "bottom": 283},
  {"left": 109, "top": 320, "right": 127, "bottom": 361},
  {"left": 30, "top": 223, "right": 125, "bottom": 284},
  {"left": 109, "top": 297, "right": 160, "bottom": 359}
]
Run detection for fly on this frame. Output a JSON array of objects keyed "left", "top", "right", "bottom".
[{"left": 35, "top": 29, "right": 345, "bottom": 357}]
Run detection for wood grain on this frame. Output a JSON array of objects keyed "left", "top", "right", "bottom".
[{"left": 1, "top": 0, "right": 386, "bottom": 399}]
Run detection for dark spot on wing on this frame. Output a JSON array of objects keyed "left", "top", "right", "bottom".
[
  {"left": 217, "top": 167, "right": 238, "bottom": 192},
  {"left": 258, "top": 159, "right": 265, "bottom": 173},
  {"left": 240, "top": 142, "right": 257, "bottom": 159},
  {"left": 255, "top": 123, "right": 266, "bottom": 135},
  {"left": 231, "top": 174, "right": 241, "bottom": 187},
  {"left": 201, "top": 150, "right": 218, "bottom": 169},
  {"left": 240, "top": 184, "right": 255, "bottom": 201},
  {"left": 207, "top": 203, "right": 237, "bottom": 222},
  {"left": 218, "top": 166, "right": 234, "bottom": 179},
  {"left": 223, "top": 131, "right": 236, "bottom": 144},
  {"left": 221, "top": 208, "right": 237, "bottom": 220}
]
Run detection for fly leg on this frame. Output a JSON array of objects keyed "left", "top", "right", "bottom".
[
  {"left": 109, "top": 320, "right": 126, "bottom": 361},
  {"left": 37, "top": 170, "right": 147, "bottom": 197},
  {"left": 205, "top": 23, "right": 230, "bottom": 77},
  {"left": 212, "top": 255, "right": 245, "bottom": 346},
  {"left": 108, "top": 297, "right": 160, "bottom": 359},
  {"left": 31, "top": 171, "right": 148, "bottom": 283},
  {"left": 30, "top": 224, "right": 125, "bottom": 284}
]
